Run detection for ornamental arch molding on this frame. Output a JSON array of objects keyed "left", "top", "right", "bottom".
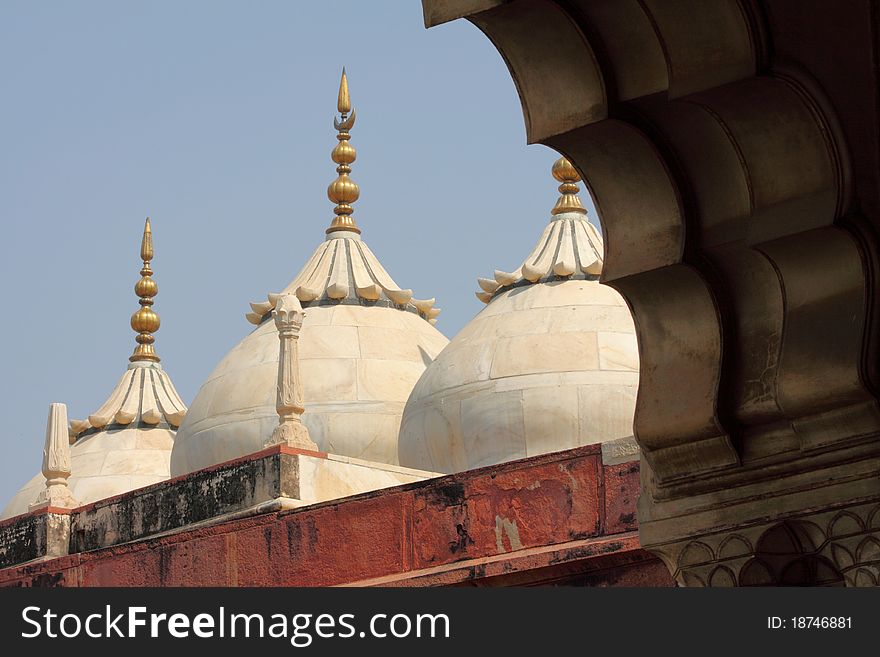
[{"left": 424, "top": 0, "right": 880, "bottom": 583}]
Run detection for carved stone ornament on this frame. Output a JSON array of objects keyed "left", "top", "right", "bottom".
[
  {"left": 265, "top": 294, "right": 318, "bottom": 451},
  {"left": 30, "top": 403, "right": 79, "bottom": 510}
]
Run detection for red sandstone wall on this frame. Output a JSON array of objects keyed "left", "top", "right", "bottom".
[{"left": 0, "top": 445, "right": 672, "bottom": 587}]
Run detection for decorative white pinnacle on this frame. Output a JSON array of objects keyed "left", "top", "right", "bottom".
[
  {"left": 30, "top": 403, "right": 79, "bottom": 511},
  {"left": 264, "top": 294, "right": 319, "bottom": 451}
]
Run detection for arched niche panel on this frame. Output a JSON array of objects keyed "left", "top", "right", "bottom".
[
  {"left": 756, "top": 226, "right": 880, "bottom": 449},
  {"left": 467, "top": 0, "right": 607, "bottom": 143},
  {"left": 546, "top": 119, "right": 683, "bottom": 280},
  {"left": 640, "top": 0, "right": 757, "bottom": 98},
  {"left": 708, "top": 244, "right": 786, "bottom": 427},
  {"left": 563, "top": 0, "right": 668, "bottom": 101},
  {"left": 421, "top": 0, "right": 504, "bottom": 27},
  {"left": 627, "top": 94, "right": 753, "bottom": 246},
  {"left": 614, "top": 263, "right": 736, "bottom": 483},
  {"left": 688, "top": 77, "right": 840, "bottom": 244}
]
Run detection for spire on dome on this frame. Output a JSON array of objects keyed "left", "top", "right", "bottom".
[
  {"left": 551, "top": 157, "right": 587, "bottom": 215},
  {"left": 476, "top": 155, "right": 604, "bottom": 304},
  {"left": 337, "top": 66, "right": 351, "bottom": 114},
  {"left": 67, "top": 219, "right": 188, "bottom": 439},
  {"left": 243, "top": 70, "right": 442, "bottom": 326},
  {"left": 130, "top": 218, "right": 161, "bottom": 362},
  {"left": 326, "top": 68, "right": 361, "bottom": 235}
]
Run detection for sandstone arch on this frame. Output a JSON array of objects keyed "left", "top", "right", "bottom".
[{"left": 424, "top": 0, "right": 880, "bottom": 583}]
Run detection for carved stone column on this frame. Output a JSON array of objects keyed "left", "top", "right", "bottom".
[
  {"left": 264, "top": 294, "right": 318, "bottom": 451},
  {"left": 30, "top": 403, "right": 79, "bottom": 511}
]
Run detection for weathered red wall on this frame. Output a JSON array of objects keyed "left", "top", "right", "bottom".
[{"left": 0, "top": 445, "right": 673, "bottom": 587}]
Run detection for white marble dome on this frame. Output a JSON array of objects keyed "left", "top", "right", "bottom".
[
  {"left": 172, "top": 75, "right": 450, "bottom": 476},
  {"left": 170, "top": 230, "right": 449, "bottom": 476},
  {"left": 1, "top": 426, "right": 174, "bottom": 520},
  {"left": 2, "top": 361, "right": 186, "bottom": 519},
  {"left": 398, "top": 158, "right": 640, "bottom": 473}
]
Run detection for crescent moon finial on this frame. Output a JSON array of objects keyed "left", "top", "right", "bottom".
[{"left": 326, "top": 68, "right": 361, "bottom": 235}]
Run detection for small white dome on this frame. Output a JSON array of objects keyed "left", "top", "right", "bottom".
[
  {"left": 1, "top": 360, "right": 186, "bottom": 519},
  {"left": 398, "top": 158, "right": 640, "bottom": 473},
  {"left": 1, "top": 426, "right": 174, "bottom": 519},
  {"left": 1, "top": 219, "right": 187, "bottom": 520},
  {"left": 398, "top": 279, "right": 638, "bottom": 472}
]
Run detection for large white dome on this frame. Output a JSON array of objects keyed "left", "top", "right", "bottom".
[
  {"left": 172, "top": 75, "right": 450, "bottom": 476},
  {"left": 171, "top": 293, "right": 448, "bottom": 476},
  {"left": 398, "top": 158, "right": 640, "bottom": 473}
]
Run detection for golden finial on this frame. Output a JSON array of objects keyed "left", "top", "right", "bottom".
[
  {"left": 337, "top": 67, "right": 351, "bottom": 114},
  {"left": 550, "top": 157, "right": 587, "bottom": 215},
  {"left": 130, "top": 218, "right": 161, "bottom": 362},
  {"left": 326, "top": 68, "right": 361, "bottom": 234}
]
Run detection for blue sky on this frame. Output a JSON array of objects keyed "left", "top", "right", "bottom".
[{"left": 0, "top": 1, "right": 598, "bottom": 505}]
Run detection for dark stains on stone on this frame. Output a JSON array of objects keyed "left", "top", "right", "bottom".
[
  {"left": 286, "top": 522, "right": 302, "bottom": 556},
  {"left": 279, "top": 454, "right": 300, "bottom": 499},
  {"left": 618, "top": 513, "right": 635, "bottom": 526},
  {"left": 470, "top": 563, "right": 486, "bottom": 580},
  {"left": 569, "top": 526, "right": 597, "bottom": 541},
  {"left": 449, "top": 523, "right": 475, "bottom": 555},
  {"left": 0, "top": 514, "right": 46, "bottom": 569},
  {"left": 580, "top": 572, "right": 621, "bottom": 587},
  {"left": 548, "top": 541, "right": 626, "bottom": 566},
  {"left": 158, "top": 547, "right": 171, "bottom": 585},
  {"left": 29, "top": 572, "right": 65, "bottom": 588},
  {"left": 141, "top": 494, "right": 159, "bottom": 532},
  {"left": 70, "top": 452, "right": 290, "bottom": 554},
  {"left": 425, "top": 481, "right": 466, "bottom": 508},
  {"left": 115, "top": 500, "right": 135, "bottom": 542},
  {"left": 307, "top": 520, "right": 319, "bottom": 550},
  {"left": 263, "top": 527, "right": 274, "bottom": 558}
]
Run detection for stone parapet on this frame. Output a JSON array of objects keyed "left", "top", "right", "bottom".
[
  {"left": 1, "top": 445, "right": 436, "bottom": 568},
  {"left": 0, "top": 444, "right": 668, "bottom": 587},
  {"left": 0, "top": 509, "right": 71, "bottom": 570}
]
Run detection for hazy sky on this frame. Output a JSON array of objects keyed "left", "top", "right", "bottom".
[{"left": 0, "top": 1, "right": 598, "bottom": 505}]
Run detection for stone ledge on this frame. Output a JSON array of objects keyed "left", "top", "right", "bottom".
[
  {"left": 0, "top": 509, "right": 71, "bottom": 569},
  {"left": 340, "top": 533, "right": 650, "bottom": 586},
  {"left": 0, "top": 443, "right": 649, "bottom": 586},
  {"left": 601, "top": 435, "right": 640, "bottom": 465},
  {"left": 0, "top": 445, "right": 439, "bottom": 567},
  {"left": 71, "top": 445, "right": 437, "bottom": 554}
]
